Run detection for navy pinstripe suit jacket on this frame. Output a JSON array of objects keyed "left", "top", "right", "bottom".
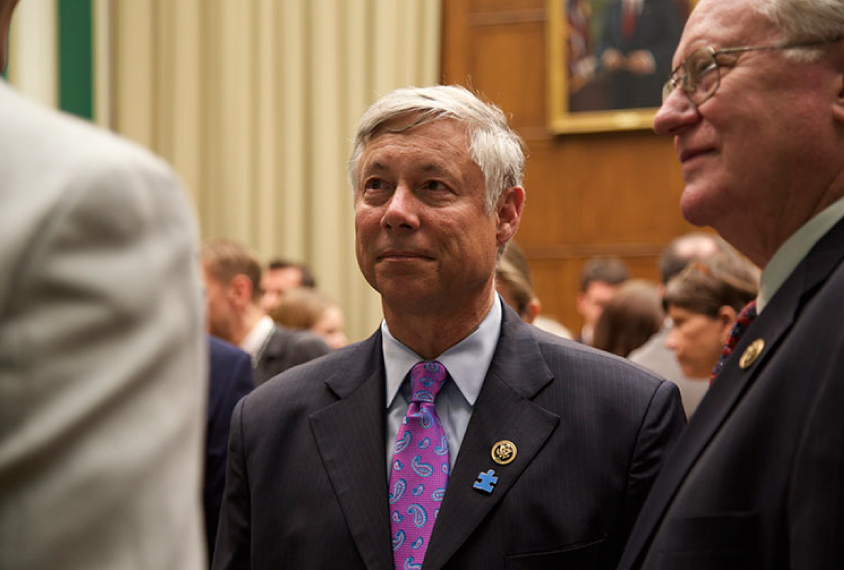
[{"left": 213, "top": 302, "right": 685, "bottom": 569}]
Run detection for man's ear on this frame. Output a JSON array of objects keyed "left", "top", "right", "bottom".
[
  {"left": 576, "top": 292, "right": 587, "bottom": 314},
  {"left": 228, "top": 274, "right": 254, "bottom": 307},
  {"left": 495, "top": 185, "right": 525, "bottom": 246},
  {"left": 831, "top": 42, "right": 844, "bottom": 124},
  {"left": 524, "top": 298, "right": 541, "bottom": 324}
]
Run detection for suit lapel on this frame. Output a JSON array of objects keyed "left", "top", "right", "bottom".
[
  {"left": 423, "top": 307, "right": 560, "bottom": 570},
  {"left": 619, "top": 217, "right": 844, "bottom": 569},
  {"left": 309, "top": 333, "right": 394, "bottom": 570}
]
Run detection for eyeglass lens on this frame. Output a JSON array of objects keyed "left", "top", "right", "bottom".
[{"left": 662, "top": 48, "right": 720, "bottom": 105}]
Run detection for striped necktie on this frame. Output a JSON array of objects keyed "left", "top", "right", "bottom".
[{"left": 710, "top": 300, "right": 757, "bottom": 383}]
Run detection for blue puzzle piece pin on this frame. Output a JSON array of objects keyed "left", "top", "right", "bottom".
[{"left": 473, "top": 469, "right": 498, "bottom": 494}]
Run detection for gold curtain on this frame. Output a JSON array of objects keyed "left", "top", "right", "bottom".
[
  {"left": 96, "top": 0, "right": 442, "bottom": 341},
  {"left": 6, "top": 0, "right": 57, "bottom": 108}
]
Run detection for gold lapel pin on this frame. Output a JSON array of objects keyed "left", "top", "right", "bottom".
[
  {"left": 491, "top": 440, "right": 517, "bottom": 465},
  {"left": 739, "top": 339, "right": 765, "bottom": 369}
]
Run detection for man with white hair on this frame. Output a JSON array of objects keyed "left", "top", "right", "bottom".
[
  {"left": 619, "top": 0, "right": 844, "bottom": 567},
  {"left": 213, "top": 85, "right": 684, "bottom": 569}
]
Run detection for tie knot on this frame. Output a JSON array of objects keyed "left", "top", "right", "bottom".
[{"left": 409, "top": 361, "right": 448, "bottom": 403}]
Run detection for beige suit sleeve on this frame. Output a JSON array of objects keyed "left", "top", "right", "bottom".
[{"left": 0, "top": 98, "right": 207, "bottom": 569}]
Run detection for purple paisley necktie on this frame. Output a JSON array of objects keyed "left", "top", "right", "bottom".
[{"left": 388, "top": 361, "right": 450, "bottom": 570}]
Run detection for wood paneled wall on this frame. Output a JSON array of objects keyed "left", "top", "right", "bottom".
[{"left": 442, "top": 0, "right": 695, "bottom": 334}]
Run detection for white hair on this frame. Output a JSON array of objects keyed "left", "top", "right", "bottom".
[
  {"left": 347, "top": 85, "right": 525, "bottom": 213},
  {"left": 755, "top": 0, "right": 844, "bottom": 61}
]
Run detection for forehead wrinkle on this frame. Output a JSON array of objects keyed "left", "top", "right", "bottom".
[
  {"left": 419, "top": 162, "right": 454, "bottom": 176},
  {"left": 362, "top": 152, "right": 461, "bottom": 179},
  {"left": 681, "top": 0, "right": 779, "bottom": 54},
  {"left": 358, "top": 120, "right": 479, "bottom": 190},
  {"left": 677, "top": 0, "right": 775, "bottom": 65},
  {"left": 362, "top": 160, "right": 389, "bottom": 174}
]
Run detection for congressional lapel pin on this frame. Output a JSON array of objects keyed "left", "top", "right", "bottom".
[
  {"left": 491, "top": 440, "right": 517, "bottom": 465},
  {"left": 473, "top": 469, "right": 498, "bottom": 494},
  {"left": 739, "top": 339, "right": 765, "bottom": 369}
]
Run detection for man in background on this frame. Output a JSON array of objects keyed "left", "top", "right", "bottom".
[
  {"left": 619, "top": 0, "right": 844, "bottom": 567},
  {"left": 205, "top": 337, "right": 253, "bottom": 563},
  {"left": 201, "top": 239, "right": 330, "bottom": 385},
  {"left": 629, "top": 231, "right": 726, "bottom": 417},
  {"left": 0, "top": 0, "right": 207, "bottom": 566},
  {"left": 495, "top": 240, "right": 572, "bottom": 339},
  {"left": 213, "top": 85, "right": 684, "bottom": 570},
  {"left": 576, "top": 256, "right": 629, "bottom": 345},
  {"left": 259, "top": 258, "right": 316, "bottom": 313}
]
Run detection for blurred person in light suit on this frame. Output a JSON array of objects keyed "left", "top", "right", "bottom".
[{"left": 0, "top": 1, "right": 208, "bottom": 567}]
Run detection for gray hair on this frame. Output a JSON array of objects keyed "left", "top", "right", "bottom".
[
  {"left": 755, "top": 0, "right": 844, "bottom": 60},
  {"left": 347, "top": 85, "right": 525, "bottom": 213}
]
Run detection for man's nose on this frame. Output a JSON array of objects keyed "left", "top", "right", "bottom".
[{"left": 382, "top": 185, "right": 420, "bottom": 230}]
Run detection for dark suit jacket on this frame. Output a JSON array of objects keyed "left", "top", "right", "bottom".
[
  {"left": 253, "top": 324, "right": 331, "bottom": 386},
  {"left": 599, "top": 0, "right": 683, "bottom": 109},
  {"left": 213, "top": 303, "right": 685, "bottom": 570},
  {"left": 206, "top": 336, "right": 254, "bottom": 563},
  {"left": 618, "top": 216, "right": 844, "bottom": 570}
]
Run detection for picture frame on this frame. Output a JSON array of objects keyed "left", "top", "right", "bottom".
[{"left": 546, "top": 0, "right": 693, "bottom": 134}]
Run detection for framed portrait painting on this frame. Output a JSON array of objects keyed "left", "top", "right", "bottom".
[{"left": 547, "top": 0, "right": 694, "bottom": 133}]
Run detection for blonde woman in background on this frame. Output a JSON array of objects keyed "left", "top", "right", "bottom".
[{"left": 271, "top": 287, "right": 348, "bottom": 350}]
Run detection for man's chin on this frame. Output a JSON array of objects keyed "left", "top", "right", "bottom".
[
  {"left": 379, "top": 284, "right": 439, "bottom": 313},
  {"left": 679, "top": 186, "right": 721, "bottom": 229},
  {"left": 372, "top": 261, "right": 434, "bottom": 287}
]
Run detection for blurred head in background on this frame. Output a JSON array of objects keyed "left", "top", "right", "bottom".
[
  {"left": 260, "top": 259, "right": 316, "bottom": 314},
  {"left": 271, "top": 287, "right": 348, "bottom": 350},
  {"left": 593, "top": 279, "right": 664, "bottom": 358},
  {"left": 664, "top": 252, "right": 759, "bottom": 378},
  {"left": 576, "top": 256, "right": 629, "bottom": 345}
]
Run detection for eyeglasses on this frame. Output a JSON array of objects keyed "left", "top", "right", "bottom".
[{"left": 662, "top": 36, "right": 844, "bottom": 107}]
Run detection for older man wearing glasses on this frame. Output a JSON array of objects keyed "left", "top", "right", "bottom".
[{"left": 617, "top": 0, "right": 844, "bottom": 568}]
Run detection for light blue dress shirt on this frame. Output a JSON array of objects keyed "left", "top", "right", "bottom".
[{"left": 382, "top": 296, "right": 502, "bottom": 475}]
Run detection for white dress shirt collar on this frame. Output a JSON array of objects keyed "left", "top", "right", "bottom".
[{"left": 239, "top": 314, "right": 275, "bottom": 359}]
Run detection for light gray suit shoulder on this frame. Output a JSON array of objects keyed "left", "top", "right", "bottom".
[{"left": 0, "top": 81, "right": 207, "bottom": 569}]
